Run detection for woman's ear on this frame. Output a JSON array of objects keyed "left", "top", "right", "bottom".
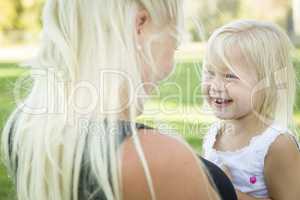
[{"left": 136, "top": 9, "right": 150, "bottom": 35}]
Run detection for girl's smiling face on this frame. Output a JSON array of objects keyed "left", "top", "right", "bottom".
[{"left": 201, "top": 47, "right": 261, "bottom": 120}]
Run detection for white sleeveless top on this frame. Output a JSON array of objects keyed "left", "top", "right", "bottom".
[{"left": 203, "top": 122, "right": 298, "bottom": 198}]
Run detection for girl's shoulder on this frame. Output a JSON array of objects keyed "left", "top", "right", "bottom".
[{"left": 252, "top": 123, "right": 300, "bottom": 158}]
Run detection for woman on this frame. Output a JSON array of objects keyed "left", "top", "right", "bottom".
[{"left": 2, "top": 0, "right": 237, "bottom": 199}]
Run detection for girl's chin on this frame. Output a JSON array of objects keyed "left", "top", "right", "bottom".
[
  {"left": 215, "top": 114, "right": 235, "bottom": 120},
  {"left": 213, "top": 110, "right": 237, "bottom": 120},
  {"left": 214, "top": 110, "right": 253, "bottom": 121}
]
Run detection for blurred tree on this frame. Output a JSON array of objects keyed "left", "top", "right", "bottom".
[
  {"left": 21, "top": 0, "right": 44, "bottom": 32},
  {"left": 190, "top": 0, "right": 294, "bottom": 42},
  {"left": 293, "top": 0, "right": 300, "bottom": 35},
  {"left": 0, "top": 0, "right": 17, "bottom": 31},
  {"left": 0, "top": 0, "right": 297, "bottom": 44},
  {"left": 239, "top": 0, "right": 290, "bottom": 25},
  {"left": 192, "top": 0, "right": 240, "bottom": 41},
  {"left": 0, "top": 0, "right": 44, "bottom": 44},
  {"left": 239, "top": 0, "right": 299, "bottom": 45},
  {"left": 13, "top": 0, "right": 24, "bottom": 30}
]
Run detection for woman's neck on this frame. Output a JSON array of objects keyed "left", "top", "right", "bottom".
[
  {"left": 116, "top": 106, "right": 143, "bottom": 122},
  {"left": 116, "top": 86, "right": 144, "bottom": 121}
]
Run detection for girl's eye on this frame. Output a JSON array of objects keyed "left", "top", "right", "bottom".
[
  {"left": 225, "top": 73, "right": 239, "bottom": 79},
  {"left": 204, "top": 70, "right": 215, "bottom": 78}
]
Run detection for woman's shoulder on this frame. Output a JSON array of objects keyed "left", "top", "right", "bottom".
[
  {"left": 120, "top": 130, "right": 219, "bottom": 200},
  {"left": 121, "top": 129, "right": 200, "bottom": 173}
]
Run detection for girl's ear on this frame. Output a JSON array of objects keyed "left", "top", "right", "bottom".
[{"left": 136, "top": 9, "right": 150, "bottom": 35}]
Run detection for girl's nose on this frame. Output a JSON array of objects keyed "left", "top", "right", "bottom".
[{"left": 210, "top": 77, "right": 226, "bottom": 94}]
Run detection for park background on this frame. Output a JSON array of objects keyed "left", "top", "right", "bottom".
[{"left": 1, "top": 0, "right": 300, "bottom": 199}]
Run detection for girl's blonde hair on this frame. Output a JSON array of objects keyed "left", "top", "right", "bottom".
[
  {"left": 1, "top": 1, "right": 189, "bottom": 200},
  {"left": 204, "top": 19, "right": 297, "bottom": 132}
]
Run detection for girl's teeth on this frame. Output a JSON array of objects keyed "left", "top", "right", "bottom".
[
  {"left": 215, "top": 99, "right": 222, "bottom": 103},
  {"left": 214, "top": 98, "right": 232, "bottom": 104}
]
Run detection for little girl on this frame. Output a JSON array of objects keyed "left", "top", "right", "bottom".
[{"left": 202, "top": 20, "right": 300, "bottom": 200}]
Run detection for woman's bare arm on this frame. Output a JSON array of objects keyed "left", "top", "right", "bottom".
[{"left": 121, "top": 129, "right": 219, "bottom": 200}]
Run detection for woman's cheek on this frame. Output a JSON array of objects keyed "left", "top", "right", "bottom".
[{"left": 164, "top": 52, "right": 175, "bottom": 75}]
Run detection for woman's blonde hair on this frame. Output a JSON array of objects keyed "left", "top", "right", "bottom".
[
  {"left": 1, "top": 0, "right": 185, "bottom": 200},
  {"left": 204, "top": 19, "right": 297, "bottom": 132}
]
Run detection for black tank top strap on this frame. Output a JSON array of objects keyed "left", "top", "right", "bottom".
[
  {"left": 78, "top": 120, "right": 153, "bottom": 200},
  {"left": 135, "top": 122, "right": 154, "bottom": 130},
  {"left": 199, "top": 156, "right": 238, "bottom": 200}
]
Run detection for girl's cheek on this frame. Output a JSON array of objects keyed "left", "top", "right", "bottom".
[
  {"left": 201, "top": 84, "right": 211, "bottom": 104},
  {"left": 225, "top": 81, "right": 237, "bottom": 89},
  {"left": 226, "top": 84, "right": 245, "bottom": 100},
  {"left": 201, "top": 81, "right": 210, "bottom": 96},
  {"left": 250, "top": 89, "right": 265, "bottom": 110}
]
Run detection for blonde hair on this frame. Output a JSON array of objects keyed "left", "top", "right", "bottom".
[
  {"left": 203, "top": 19, "right": 297, "bottom": 132},
  {"left": 1, "top": 0, "right": 186, "bottom": 200}
]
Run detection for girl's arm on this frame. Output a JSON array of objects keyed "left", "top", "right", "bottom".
[
  {"left": 236, "top": 190, "right": 271, "bottom": 200},
  {"left": 264, "top": 134, "right": 300, "bottom": 200}
]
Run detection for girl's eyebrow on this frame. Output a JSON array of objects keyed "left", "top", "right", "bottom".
[
  {"left": 203, "top": 63, "right": 214, "bottom": 70},
  {"left": 225, "top": 69, "right": 238, "bottom": 76},
  {"left": 204, "top": 67, "right": 239, "bottom": 77},
  {"left": 203, "top": 67, "right": 214, "bottom": 73}
]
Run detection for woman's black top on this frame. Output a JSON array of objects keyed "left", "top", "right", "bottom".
[{"left": 8, "top": 119, "right": 237, "bottom": 200}]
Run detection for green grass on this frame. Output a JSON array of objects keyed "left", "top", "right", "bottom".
[
  {"left": 0, "top": 63, "right": 20, "bottom": 199},
  {"left": 155, "top": 61, "right": 203, "bottom": 105},
  {"left": 0, "top": 164, "right": 15, "bottom": 200}
]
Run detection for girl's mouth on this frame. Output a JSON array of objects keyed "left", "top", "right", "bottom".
[{"left": 210, "top": 97, "right": 233, "bottom": 108}]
